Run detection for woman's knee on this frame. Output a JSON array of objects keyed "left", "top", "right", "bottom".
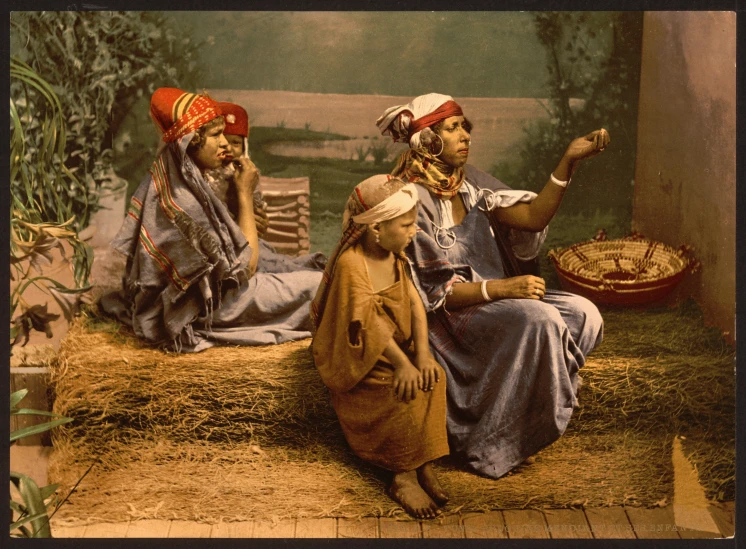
[
  {"left": 562, "top": 294, "right": 603, "bottom": 349},
  {"left": 571, "top": 295, "right": 603, "bottom": 334},
  {"left": 512, "top": 300, "right": 565, "bottom": 334}
]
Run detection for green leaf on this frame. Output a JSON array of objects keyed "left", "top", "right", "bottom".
[
  {"left": 12, "top": 408, "right": 68, "bottom": 419},
  {"left": 10, "top": 417, "right": 73, "bottom": 442},
  {"left": 9, "top": 471, "right": 51, "bottom": 537},
  {"left": 39, "top": 483, "right": 60, "bottom": 501},
  {"left": 10, "top": 513, "right": 49, "bottom": 536},
  {"left": 10, "top": 389, "right": 28, "bottom": 409}
]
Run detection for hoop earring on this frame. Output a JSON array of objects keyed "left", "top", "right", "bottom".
[{"left": 428, "top": 135, "right": 444, "bottom": 157}]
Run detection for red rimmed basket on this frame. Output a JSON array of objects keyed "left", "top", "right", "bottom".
[{"left": 548, "top": 234, "right": 700, "bottom": 306}]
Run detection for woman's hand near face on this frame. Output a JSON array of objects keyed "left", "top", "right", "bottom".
[{"left": 233, "top": 157, "right": 260, "bottom": 198}]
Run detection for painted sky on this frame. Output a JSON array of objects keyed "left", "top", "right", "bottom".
[{"left": 166, "top": 11, "right": 556, "bottom": 97}]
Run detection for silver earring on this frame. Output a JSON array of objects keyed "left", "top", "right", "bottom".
[
  {"left": 375, "top": 233, "right": 380, "bottom": 244},
  {"left": 429, "top": 135, "right": 444, "bottom": 157}
]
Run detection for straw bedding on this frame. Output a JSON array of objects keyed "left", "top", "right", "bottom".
[{"left": 47, "top": 301, "right": 734, "bottom": 523}]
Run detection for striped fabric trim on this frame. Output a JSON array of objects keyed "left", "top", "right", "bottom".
[
  {"left": 354, "top": 186, "right": 370, "bottom": 211},
  {"left": 447, "top": 304, "right": 480, "bottom": 339},
  {"left": 417, "top": 258, "right": 452, "bottom": 268},
  {"left": 126, "top": 196, "right": 143, "bottom": 221},
  {"left": 172, "top": 93, "right": 198, "bottom": 122},
  {"left": 138, "top": 225, "right": 190, "bottom": 291},
  {"left": 150, "top": 157, "right": 184, "bottom": 221}
]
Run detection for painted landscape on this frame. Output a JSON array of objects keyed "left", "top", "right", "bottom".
[{"left": 207, "top": 89, "right": 584, "bottom": 171}]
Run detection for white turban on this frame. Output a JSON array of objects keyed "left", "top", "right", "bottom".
[{"left": 376, "top": 93, "right": 458, "bottom": 150}]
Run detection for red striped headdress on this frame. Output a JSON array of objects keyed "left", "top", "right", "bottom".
[{"left": 150, "top": 88, "right": 222, "bottom": 143}]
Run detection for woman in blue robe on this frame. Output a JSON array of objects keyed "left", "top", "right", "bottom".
[{"left": 376, "top": 93, "right": 608, "bottom": 478}]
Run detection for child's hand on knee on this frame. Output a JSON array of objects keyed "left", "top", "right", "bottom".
[
  {"left": 415, "top": 352, "right": 442, "bottom": 392},
  {"left": 392, "top": 361, "right": 421, "bottom": 403}
]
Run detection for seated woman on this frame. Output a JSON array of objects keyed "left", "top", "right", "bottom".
[
  {"left": 102, "top": 88, "right": 325, "bottom": 351},
  {"left": 376, "top": 93, "right": 607, "bottom": 479},
  {"left": 311, "top": 175, "right": 449, "bottom": 519}
]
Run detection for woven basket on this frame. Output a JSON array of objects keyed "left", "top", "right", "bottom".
[{"left": 548, "top": 236, "right": 699, "bottom": 305}]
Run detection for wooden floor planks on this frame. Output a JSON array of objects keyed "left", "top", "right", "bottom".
[
  {"left": 462, "top": 511, "right": 508, "bottom": 539},
  {"left": 544, "top": 508, "right": 593, "bottom": 539},
  {"left": 49, "top": 504, "right": 735, "bottom": 539},
  {"left": 337, "top": 517, "right": 378, "bottom": 538}
]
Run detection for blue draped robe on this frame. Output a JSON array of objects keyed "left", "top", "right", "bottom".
[{"left": 405, "top": 165, "right": 603, "bottom": 478}]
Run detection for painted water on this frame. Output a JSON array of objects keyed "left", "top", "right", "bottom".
[
  {"left": 208, "top": 90, "right": 585, "bottom": 171},
  {"left": 263, "top": 137, "right": 408, "bottom": 164}
]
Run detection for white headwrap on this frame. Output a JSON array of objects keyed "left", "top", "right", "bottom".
[
  {"left": 376, "top": 93, "right": 455, "bottom": 149},
  {"left": 351, "top": 182, "right": 418, "bottom": 225}
]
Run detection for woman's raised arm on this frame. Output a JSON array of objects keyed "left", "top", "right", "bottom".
[
  {"left": 233, "top": 156, "right": 261, "bottom": 277},
  {"left": 494, "top": 129, "right": 610, "bottom": 232}
]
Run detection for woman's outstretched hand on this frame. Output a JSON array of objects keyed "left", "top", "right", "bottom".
[{"left": 563, "top": 128, "right": 610, "bottom": 163}]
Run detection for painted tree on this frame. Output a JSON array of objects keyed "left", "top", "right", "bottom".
[{"left": 492, "top": 12, "right": 643, "bottom": 219}]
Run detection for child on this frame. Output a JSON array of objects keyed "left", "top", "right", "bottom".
[
  {"left": 311, "top": 174, "right": 449, "bottom": 519},
  {"left": 210, "top": 100, "right": 326, "bottom": 274},
  {"left": 206, "top": 101, "right": 269, "bottom": 235}
]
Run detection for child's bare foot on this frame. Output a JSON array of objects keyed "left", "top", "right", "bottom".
[
  {"left": 416, "top": 462, "right": 449, "bottom": 506},
  {"left": 388, "top": 470, "right": 441, "bottom": 519}
]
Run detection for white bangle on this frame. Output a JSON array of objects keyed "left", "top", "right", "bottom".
[
  {"left": 550, "top": 173, "right": 570, "bottom": 187},
  {"left": 480, "top": 280, "right": 491, "bottom": 302}
]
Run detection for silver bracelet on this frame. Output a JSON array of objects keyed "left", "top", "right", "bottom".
[
  {"left": 550, "top": 173, "right": 570, "bottom": 188},
  {"left": 480, "top": 280, "right": 491, "bottom": 302}
]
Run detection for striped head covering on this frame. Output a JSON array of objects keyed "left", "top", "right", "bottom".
[
  {"left": 150, "top": 87, "right": 222, "bottom": 143},
  {"left": 310, "top": 174, "right": 417, "bottom": 329},
  {"left": 377, "top": 93, "right": 467, "bottom": 200}
]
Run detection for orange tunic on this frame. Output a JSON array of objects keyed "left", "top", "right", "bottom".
[{"left": 312, "top": 244, "right": 449, "bottom": 472}]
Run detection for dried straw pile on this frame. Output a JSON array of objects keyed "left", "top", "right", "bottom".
[
  {"left": 47, "top": 300, "right": 734, "bottom": 524},
  {"left": 50, "top": 320, "right": 339, "bottom": 450},
  {"left": 574, "top": 303, "right": 735, "bottom": 501},
  {"left": 48, "top": 430, "right": 668, "bottom": 525}
]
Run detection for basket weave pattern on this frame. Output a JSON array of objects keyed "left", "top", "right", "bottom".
[{"left": 548, "top": 237, "right": 698, "bottom": 305}]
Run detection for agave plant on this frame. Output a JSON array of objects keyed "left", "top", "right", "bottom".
[
  {"left": 10, "top": 58, "right": 93, "bottom": 346},
  {"left": 10, "top": 389, "right": 73, "bottom": 538}
]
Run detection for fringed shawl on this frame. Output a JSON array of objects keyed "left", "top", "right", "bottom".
[{"left": 110, "top": 134, "right": 252, "bottom": 349}]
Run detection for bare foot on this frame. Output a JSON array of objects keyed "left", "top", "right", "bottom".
[
  {"left": 388, "top": 470, "right": 441, "bottom": 519},
  {"left": 416, "top": 462, "right": 449, "bottom": 506}
]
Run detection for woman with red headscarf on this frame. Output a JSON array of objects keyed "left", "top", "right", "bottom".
[
  {"left": 101, "top": 88, "right": 325, "bottom": 351},
  {"left": 377, "top": 93, "right": 608, "bottom": 479}
]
